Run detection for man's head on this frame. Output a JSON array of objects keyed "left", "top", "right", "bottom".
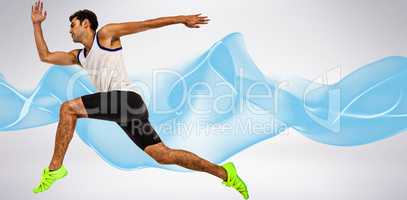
[{"left": 69, "top": 9, "right": 98, "bottom": 43}]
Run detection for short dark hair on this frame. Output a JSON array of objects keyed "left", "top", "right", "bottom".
[{"left": 69, "top": 9, "right": 98, "bottom": 32}]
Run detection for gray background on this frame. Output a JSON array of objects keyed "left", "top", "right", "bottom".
[{"left": 1, "top": 0, "right": 407, "bottom": 199}]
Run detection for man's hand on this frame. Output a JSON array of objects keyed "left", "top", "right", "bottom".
[
  {"left": 182, "top": 14, "right": 210, "bottom": 28},
  {"left": 31, "top": 0, "right": 47, "bottom": 24}
]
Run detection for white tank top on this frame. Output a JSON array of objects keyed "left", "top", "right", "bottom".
[{"left": 77, "top": 31, "right": 138, "bottom": 93}]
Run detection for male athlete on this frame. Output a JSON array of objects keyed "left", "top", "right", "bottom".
[{"left": 31, "top": 0, "right": 249, "bottom": 199}]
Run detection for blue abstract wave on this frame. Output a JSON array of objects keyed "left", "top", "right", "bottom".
[{"left": 1, "top": 33, "right": 406, "bottom": 171}]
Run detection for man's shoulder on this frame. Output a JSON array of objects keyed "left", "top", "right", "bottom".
[
  {"left": 96, "top": 23, "right": 120, "bottom": 42},
  {"left": 96, "top": 24, "right": 118, "bottom": 38},
  {"left": 97, "top": 24, "right": 122, "bottom": 45}
]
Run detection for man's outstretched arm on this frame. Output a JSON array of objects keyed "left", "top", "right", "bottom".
[
  {"left": 32, "top": 0, "right": 79, "bottom": 66},
  {"left": 99, "top": 14, "right": 210, "bottom": 39}
]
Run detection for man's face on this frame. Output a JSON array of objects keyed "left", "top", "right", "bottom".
[{"left": 69, "top": 18, "right": 83, "bottom": 42}]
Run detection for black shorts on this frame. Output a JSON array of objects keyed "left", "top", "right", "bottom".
[{"left": 80, "top": 90, "right": 162, "bottom": 150}]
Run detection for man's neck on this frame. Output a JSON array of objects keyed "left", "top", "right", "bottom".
[{"left": 82, "top": 31, "right": 96, "bottom": 53}]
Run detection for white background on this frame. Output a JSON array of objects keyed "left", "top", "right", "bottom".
[{"left": 1, "top": 0, "right": 407, "bottom": 199}]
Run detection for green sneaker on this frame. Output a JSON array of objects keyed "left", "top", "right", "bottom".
[
  {"left": 222, "top": 162, "right": 249, "bottom": 199},
  {"left": 33, "top": 165, "right": 68, "bottom": 193}
]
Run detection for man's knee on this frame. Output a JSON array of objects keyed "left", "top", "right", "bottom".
[
  {"left": 144, "top": 143, "right": 174, "bottom": 164},
  {"left": 60, "top": 101, "right": 74, "bottom": 115},
  {"left": 59, "top": 99, "right": 87, "bottom": 118}
]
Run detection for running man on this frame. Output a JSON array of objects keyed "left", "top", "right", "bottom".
[{"left": 31, "top": 1, "right": 249, "bottom": 199}]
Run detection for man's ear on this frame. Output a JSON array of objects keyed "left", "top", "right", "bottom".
[{"left": 82, "top": 19, "right": 90, "bottom": 29}]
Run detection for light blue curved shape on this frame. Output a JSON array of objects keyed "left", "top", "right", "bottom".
[{"left": 1, "top": 33, "right": 406, "bottom": 171}]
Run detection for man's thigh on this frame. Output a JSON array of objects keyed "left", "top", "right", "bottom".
[{"left": 79, "top": 91, "right": 131, "bottom": 123}]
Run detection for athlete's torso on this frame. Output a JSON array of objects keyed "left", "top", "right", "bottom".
[{"left": 77, "top": 31, "right": 138, "bottom": 93}]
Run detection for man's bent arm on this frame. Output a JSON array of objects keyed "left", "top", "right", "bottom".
[{"left": 33, "top": 23, "right": 78, "bottom": 65}]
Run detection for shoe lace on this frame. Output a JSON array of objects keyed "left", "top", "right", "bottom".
[
  {"left": 225, "top": 174, "right": 247, "bottom": 194},
  {"left": 38, "top": 171, "right": 54, "bottom": 188},
  {"left": 234, "top": 177, "right": 246, "bottom": 192}
]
